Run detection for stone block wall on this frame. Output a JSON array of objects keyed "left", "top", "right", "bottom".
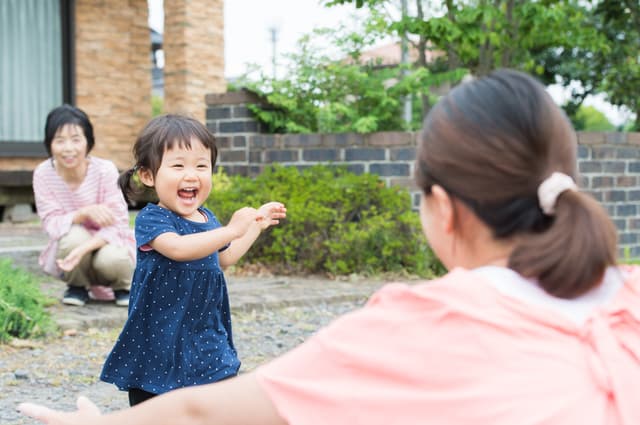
[
  {"left": 206, "top": 95, "right": 640, "bottom": 258},
  {"left": 577, "top": 132, "right": 640, "bottom": 257}
]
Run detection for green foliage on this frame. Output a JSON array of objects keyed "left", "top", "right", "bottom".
[
  {"left": 537, "top": 0, "right": 638, "bottom": 126},
  {"left": 206, "top": 165, "right": 444, "bottom": 278},
  {"left": 0, "top": 258, "right": 56, "bottom": 343},
  {"left": 325, "top": 0, "right": 638, "bottom": 123},
  {"left": 236, "top": 13, "right": 464, "bottom": 134},
  {"left": 573, "top": 105, "right": 615, "bottom": 131},
  {"left": 594, "top": 0, "right": 640, "bottom": 129},
  {"left": 151, "top": 95, "right": 164, "bottom": 117},
  {"left": 622, "top": 247, "right": 640, "bottom": 265},
  {"left": 212, "top": 166, "right": 233, "bottom": 192}
]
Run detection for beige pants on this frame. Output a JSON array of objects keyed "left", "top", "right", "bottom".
[{"left": 56, "top": 225, "right": 132, "bottom": 291}]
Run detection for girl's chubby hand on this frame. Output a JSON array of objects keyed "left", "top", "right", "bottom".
[
  {"left": 18, "top": 396, "right": 101, "bottom": 425},
  {"left": 227, "top": 207, "right": 260, "bottom": 237},
  {"left": 256, "top": 202, "right": 287, "bottom": 229}
]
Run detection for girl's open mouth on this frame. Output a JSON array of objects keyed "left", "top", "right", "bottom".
[{"left": 178, "top": 188, "right": 198, "bottom": 199}]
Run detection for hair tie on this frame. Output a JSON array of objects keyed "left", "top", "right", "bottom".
[{"left": 537, "top": 172, "right": 577, "bottom": 215}]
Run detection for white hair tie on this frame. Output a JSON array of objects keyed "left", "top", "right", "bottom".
[{"left": 538, "top": 172, "right": 577, "bottom": 215}]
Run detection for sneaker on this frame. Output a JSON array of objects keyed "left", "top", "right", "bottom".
[
  {"left": 114, "top": 290, "right": 130, "bottom": 307},
  {"left": 62, "top": 286, "right": 89, "bottom": 306}
]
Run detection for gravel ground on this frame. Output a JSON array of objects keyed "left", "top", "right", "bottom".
[
  {"left": 0, "top": 299, "right": 365, "bottom": 425},
  {"left": 0, "top": 224, "right": 392, "bottom": 424}
]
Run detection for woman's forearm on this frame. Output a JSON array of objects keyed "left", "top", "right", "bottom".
[{"left": 101, "top": 374, "right": 285, "bottom": 425}]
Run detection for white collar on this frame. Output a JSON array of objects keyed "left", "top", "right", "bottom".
[{"left": 471, "top": 266, "right": 625, "bottom": 325}]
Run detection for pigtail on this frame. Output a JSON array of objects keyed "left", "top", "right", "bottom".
[
  {"left": 118, "top": 167, "right": 139, "bottom": 205},
  {"left": 509, "top": 191, "right": 617, "bottom": 298}
]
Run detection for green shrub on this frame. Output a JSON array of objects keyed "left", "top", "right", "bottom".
[
  {"left": 0, "top": 258, "right": 56, "bottom": 343},
  {"left": 206, "top": 165, "right": 445, "bottom": 278}
]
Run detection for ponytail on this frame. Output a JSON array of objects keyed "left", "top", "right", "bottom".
[{"left": 509, "top": 191, "right": 617, "bottom": 298}]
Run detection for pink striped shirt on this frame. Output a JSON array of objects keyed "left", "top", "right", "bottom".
[{"left": 32, "top": 156, "right": 135, "bottom": 276}]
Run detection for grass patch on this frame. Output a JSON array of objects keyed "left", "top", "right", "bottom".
[{"left": 0, "top": 258, "right": 57, "bottom": 343}]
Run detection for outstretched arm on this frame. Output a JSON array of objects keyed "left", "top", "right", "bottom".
[
  {"left": 19, "top": 373, "right": 287, "bottom": 425},
  {"left": 149, "top": 207, "right": 259, "bottom": 262},
  {"left": 219, "top": 202, "right": 286, "bottom": 267}
]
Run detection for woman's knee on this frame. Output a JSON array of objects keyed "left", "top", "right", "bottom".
[
  {"left": 57, "top": 225, "right": 92, "bottom": 257},
  {"left": 93, "top": 245, "right": 133, "bottom": 280}
]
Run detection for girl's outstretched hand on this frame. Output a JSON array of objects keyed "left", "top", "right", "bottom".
[
  {"left": 256, "top": 202, "right": 287, "bottom": 229},
  {"left": 19, "top": 396, "right": 101, "bottom": 425},
  {"left": 227, "top": 207, "right": 260, "bottom": 237}
]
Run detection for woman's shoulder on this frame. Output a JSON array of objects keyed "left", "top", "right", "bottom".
[
  {"left": 33, "top": 158, "right": 54, "bottom": 176},
  {"left": 616, "top": 265, "right": 640, "bottom": 301},
  {"left": 366, "top": 270, "right": 484, "bottom": 310},
  {"left": 88, "top": 156, "right": 119, "bottom": 174}
]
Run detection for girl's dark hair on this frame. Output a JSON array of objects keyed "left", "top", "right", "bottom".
[
  {"left": 416, "top": 69, "right": 617, "bottom": 298},
  {"left": 43, "top": 104, "right": 95, "bottom": 156},
  {"left": 119, "top": 114, "right": 218, "bottom": 203}
]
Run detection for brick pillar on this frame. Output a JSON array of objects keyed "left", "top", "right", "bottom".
[
  {"left": 75, "top": 0, "right": 150, "bottom": 170},
  {"left": 164, "top": 0, "right": 225, "bottom": 123}
]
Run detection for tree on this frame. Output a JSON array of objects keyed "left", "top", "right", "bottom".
[
  {"left": 235, "top": 16, "right": 464, "bottom": 133},
  {"left": 573, "top": 105, "right": 615, "bottom": 131},
  {"left": 325, "top": 0, "right": 633, "bottom": 126},
  {"left": 594, "top": 0, "right": 640, "bottom": 130},
  {"left": 326, "top": 0, "right": 603, "bottom": 75},
  {"left": 537, "top": 0, "right": 639, "bottom": 129}
]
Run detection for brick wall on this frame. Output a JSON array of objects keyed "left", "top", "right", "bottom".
[
  {"left": 0, "top": 0, "right": 151, "bottom": 212},
  {"left": 164, "top": 0, "right": 225, "bottom": 123},
  {"left": 206, "top": 94, "right": 640, "bottom": 258},
  {"left": 75, "top": 0, "right": 150, "bottom": 170},
  {"left": 578, "top": 133, "right": 640, "bottom": 257}
]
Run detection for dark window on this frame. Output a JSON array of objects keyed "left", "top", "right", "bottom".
[{"left": 0, "top": 0, "right": 74, "bottom": 157}]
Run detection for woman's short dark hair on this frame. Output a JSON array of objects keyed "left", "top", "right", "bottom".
[{"left": 43, "top": 104, "right": 95, "bottom": 156}]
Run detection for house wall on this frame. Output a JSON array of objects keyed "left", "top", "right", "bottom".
[
  {"left": 206, "top": 94, "right": 640, "bottom": 258},
  {"left": 164, "top": 0, "right": 225, "bottom": 123},
  {"left": 0, "top": 0, "right": 226, "bottom": 220},
  {"left": 75, "top": 0, "right": 151, "bottom": 170},
  {"left": 0, "top": 0, "right": 150, "bottom": 213}
]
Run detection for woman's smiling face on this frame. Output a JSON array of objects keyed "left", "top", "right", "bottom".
[{"left": 50, "top": 124, "right": 89, "bottom": 171}]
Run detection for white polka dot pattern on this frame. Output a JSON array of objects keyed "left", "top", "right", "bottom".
[{"left": 100, "top": 203, "right": 239, "bottom": 394}]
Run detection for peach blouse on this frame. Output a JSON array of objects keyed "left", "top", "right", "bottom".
[{"left": 257, "top": 266, "right": 640, "bottom": 424}]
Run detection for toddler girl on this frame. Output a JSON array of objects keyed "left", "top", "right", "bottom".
[{"left": 99, "top": 114, "right": 286, "bottom": 406}]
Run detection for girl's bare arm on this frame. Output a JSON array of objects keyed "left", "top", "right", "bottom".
[{"left": 149, "top": 207, "right": 258, "bottom": 262}]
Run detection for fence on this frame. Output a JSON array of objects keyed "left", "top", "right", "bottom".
[{"left": 205, "top": 90, "right": 640, "bottom": 258}]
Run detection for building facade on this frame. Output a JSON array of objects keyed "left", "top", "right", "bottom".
[{"left": 0, "top": 0, "right": 224, "bottom": 219}]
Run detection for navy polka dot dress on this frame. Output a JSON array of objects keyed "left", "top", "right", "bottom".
[{"left": 100, "top": 203, "right": 240, "bottom": 395}]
